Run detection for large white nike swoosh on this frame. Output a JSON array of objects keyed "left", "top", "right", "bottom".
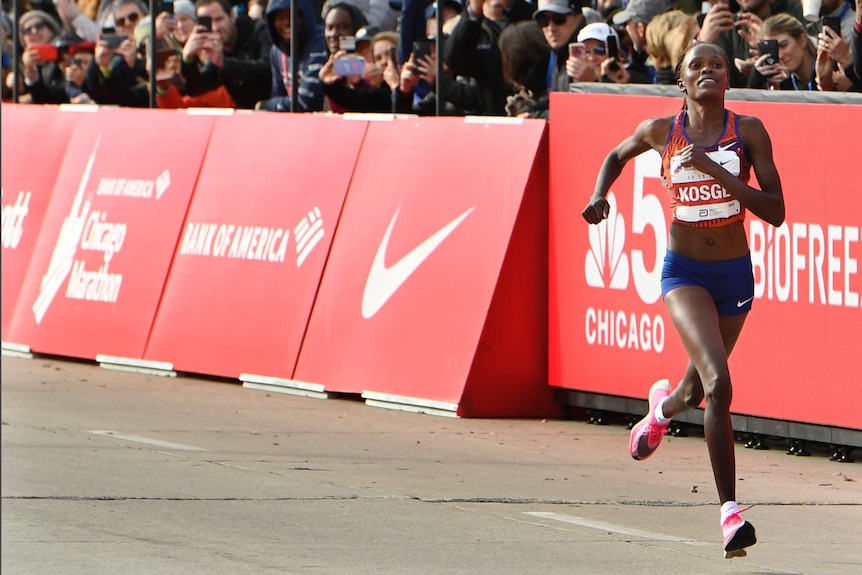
[
  {"left": 361, "top": 205, "right": 474, "bottom": 319},
  {"left": 717, "top": 141, "right": 737, "bottom": 152}
]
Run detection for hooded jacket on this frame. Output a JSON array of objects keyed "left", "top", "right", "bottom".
[{"left": 261, "top": 0, "right": 327, "bottom": 111}]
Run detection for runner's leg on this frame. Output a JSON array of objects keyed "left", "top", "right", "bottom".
[
  {"left": 662, "top": 316, "right": 748, "bottom": 420},
  {"left": 663, "top": 285, "right": 747, "bottom": 504}
]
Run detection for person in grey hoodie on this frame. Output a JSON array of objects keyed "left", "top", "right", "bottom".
[{"left": 257, "top": 0, "right": 327, "bottom": 111}]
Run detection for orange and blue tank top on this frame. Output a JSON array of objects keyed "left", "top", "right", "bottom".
[{"left": 661, "top": 109, "right": 751, "bottom": 228}]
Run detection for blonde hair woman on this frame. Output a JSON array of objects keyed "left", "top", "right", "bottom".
[
  {"left": 647, "top": 10, "right": 699, "bottom": 85},
  {"left": 749, "top": 13, "right": 818, "bottom": 90}
]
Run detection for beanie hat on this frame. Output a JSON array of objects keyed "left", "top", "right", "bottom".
[
  {"left": 18, "top": 10, "right": 62, "bottom": 42},
  {"left": 173, "top": 0, "right": 196, "bottom": 21}
]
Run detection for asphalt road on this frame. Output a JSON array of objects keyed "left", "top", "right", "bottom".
[{"left": 2, "top": 356, "right": 861, "bottom": 575}]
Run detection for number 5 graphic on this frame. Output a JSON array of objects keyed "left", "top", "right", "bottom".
[{"left": 631, "top": 151, "right": 667, "bottom": 305}]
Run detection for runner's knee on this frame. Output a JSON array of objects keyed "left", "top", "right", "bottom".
[{"left": 702, "top": 374, "right": 732, "bottom": 410}]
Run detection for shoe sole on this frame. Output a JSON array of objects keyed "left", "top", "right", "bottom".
[
  {"left": 629, "top": 379, "right": 671, "bottom": 460},
  {"left": 724, "top": 521, "right": 756, "bottom": 559}
]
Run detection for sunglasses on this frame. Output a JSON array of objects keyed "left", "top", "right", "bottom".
[
  {"left": 536, "top": 12, "right": 569, "bottom": 28},
  {"left": 587, "top": 45, "right": 606, "bottom": 55},
  {"left": 22, "top": 21, "right": 47, "bottom": 35},
  {"left": 115, "top": 12, "right": 141, "bottom": 27}
]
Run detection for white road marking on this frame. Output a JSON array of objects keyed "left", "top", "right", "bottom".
[
  {"left": 89, "top": 431, "right": 205, "bottom": 452},
  {"left": 524, "top": 512, "right": 707, "bottom": 545}
]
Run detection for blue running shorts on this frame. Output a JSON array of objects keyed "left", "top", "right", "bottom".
[{"left": 661, "top": 251, "right": 755, "bottom": 316}]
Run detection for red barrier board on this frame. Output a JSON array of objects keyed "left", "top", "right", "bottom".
[
  {"left": 294, "top": 117, "right": 559, "bottom": 417},
  {"left": 6, "top": 107, "right": 214, "bottom": 360},
  {"left": 549, "top": 93, "right": 861, "bottom": 430},
  {"left": 1, "top": 105, "right": 76, "bottom": 341},
  {"left": 143, "top": 114, "right": 367, "bottom": 378}
]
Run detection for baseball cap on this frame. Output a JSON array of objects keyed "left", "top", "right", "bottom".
[
  {"left": 425, "top": 0, "right": 465, "bottom": 20},
  {"left": 577, "top": 22, "right": 617, "bottom": 43},
  {"left": 355, "top": 25, "right": 380, "bottom": 45},
  {"left": 612, "top": 0, "right": 671, "bottom": 25},
  {"left": 533, "top": 0, "right": 576, "bottom": 18}
]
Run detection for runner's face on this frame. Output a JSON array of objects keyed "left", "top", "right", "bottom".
[{"left": 678, "top": 44, "right": 728, "bottom": 98}]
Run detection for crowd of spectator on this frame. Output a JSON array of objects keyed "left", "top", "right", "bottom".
[{"left": 2, "top": 0, "right": 859, "bottom": 116}]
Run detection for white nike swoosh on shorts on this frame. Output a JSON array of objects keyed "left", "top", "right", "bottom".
[{"left": 361, "top": 206, "right": 474, "bottom": 319}]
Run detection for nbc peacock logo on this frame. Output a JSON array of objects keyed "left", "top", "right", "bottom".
[{"left": 584, "top": 192, "right": 629, "bottom": 290}]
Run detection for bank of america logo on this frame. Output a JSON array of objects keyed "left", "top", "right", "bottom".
[{"left": 584, "top": 192, "right": 628, "bottom": 289}]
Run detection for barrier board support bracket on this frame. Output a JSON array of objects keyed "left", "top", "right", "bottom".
[
  {"left": 361, "top": 391, "right": 459, "bottom": 418},
  {"left": 2, "top": 342, "right": 34, "bottom": 359},
  {"left": 96, "top": 355, "right": 177, "bottom": 377},
  {"left": 240, "top": 374, "right": 329, "bottom": 399}
]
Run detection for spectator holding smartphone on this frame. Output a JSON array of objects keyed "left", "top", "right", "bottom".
[
  {"left": 816, "top": 11, "right": 859, "bottom": 90},
  {"left": 181, "top": 0, "right": 272, "bottom": 109},
  {"left": 748, "top": 13, "right": 818, "bottom": 89},
  {"left": 319, "top": 31, "right": 396, "bottom": 112},
  {"left": 573, "top": 21, "right": 629, "bottom": 83},
  {"left": 811, "top": 0, "right": 856, "bottom": 43},
  {"left": 83, "top": 19, "right": 148, "bottom": 106},
  {"left": 318, "top": 3, "right": 372, "bottom": 111},
  {"left": 696, "top": 0, "right": 805, "bottom": 88},
  {"left": 16, "top": 10, "right": 65, "bottom": 103},
  {"left": 256, "top": 0, "right": 327, "bottom": 112}
]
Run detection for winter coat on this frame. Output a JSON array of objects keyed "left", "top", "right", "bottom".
[{"left": 261, "top": 0, "right": 327, "bottom": 111}]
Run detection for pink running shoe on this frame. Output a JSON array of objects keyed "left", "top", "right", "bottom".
[
  {"left": 629, "top": 379, "right": 671, "bottom": 460},
  {"left": 722, "top": 511, "right": 756, "bottom": 558}
]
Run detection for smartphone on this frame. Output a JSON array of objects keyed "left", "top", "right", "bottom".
[
  {"left": 333, "top": 55, "right": 365, "bottom": 76},
  {"left": 339, "top": 35, "right": 356, "bottom": 53},
  {"left": 412, "top": 40, "right": 432, "bottom": 62},
  {"left": 34, "top": 44, "right": 59, "bottom": 62},
  {"left": 822, "top": 16, "right": 842, "bottom": 36},
  {"left": 198, "top": 15, "right": 212, "bottom": 32},
  {"left": 568, "top": 42, "right": 585, "bottom": 60},
  {"left": 757, "top": 39, "right": 779, "bottom": 66},
  {"left": 388, "top": 45, "right": 398, "bottom": 67},
  {"left": 101, "top": 27, "right": 128, "bottom": 49},
  {"left": 606, "top": 35, "right": 619, "bottom": 60},
  {"left": 160, "top": 0, "right": 174, "bottom": 15}
]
